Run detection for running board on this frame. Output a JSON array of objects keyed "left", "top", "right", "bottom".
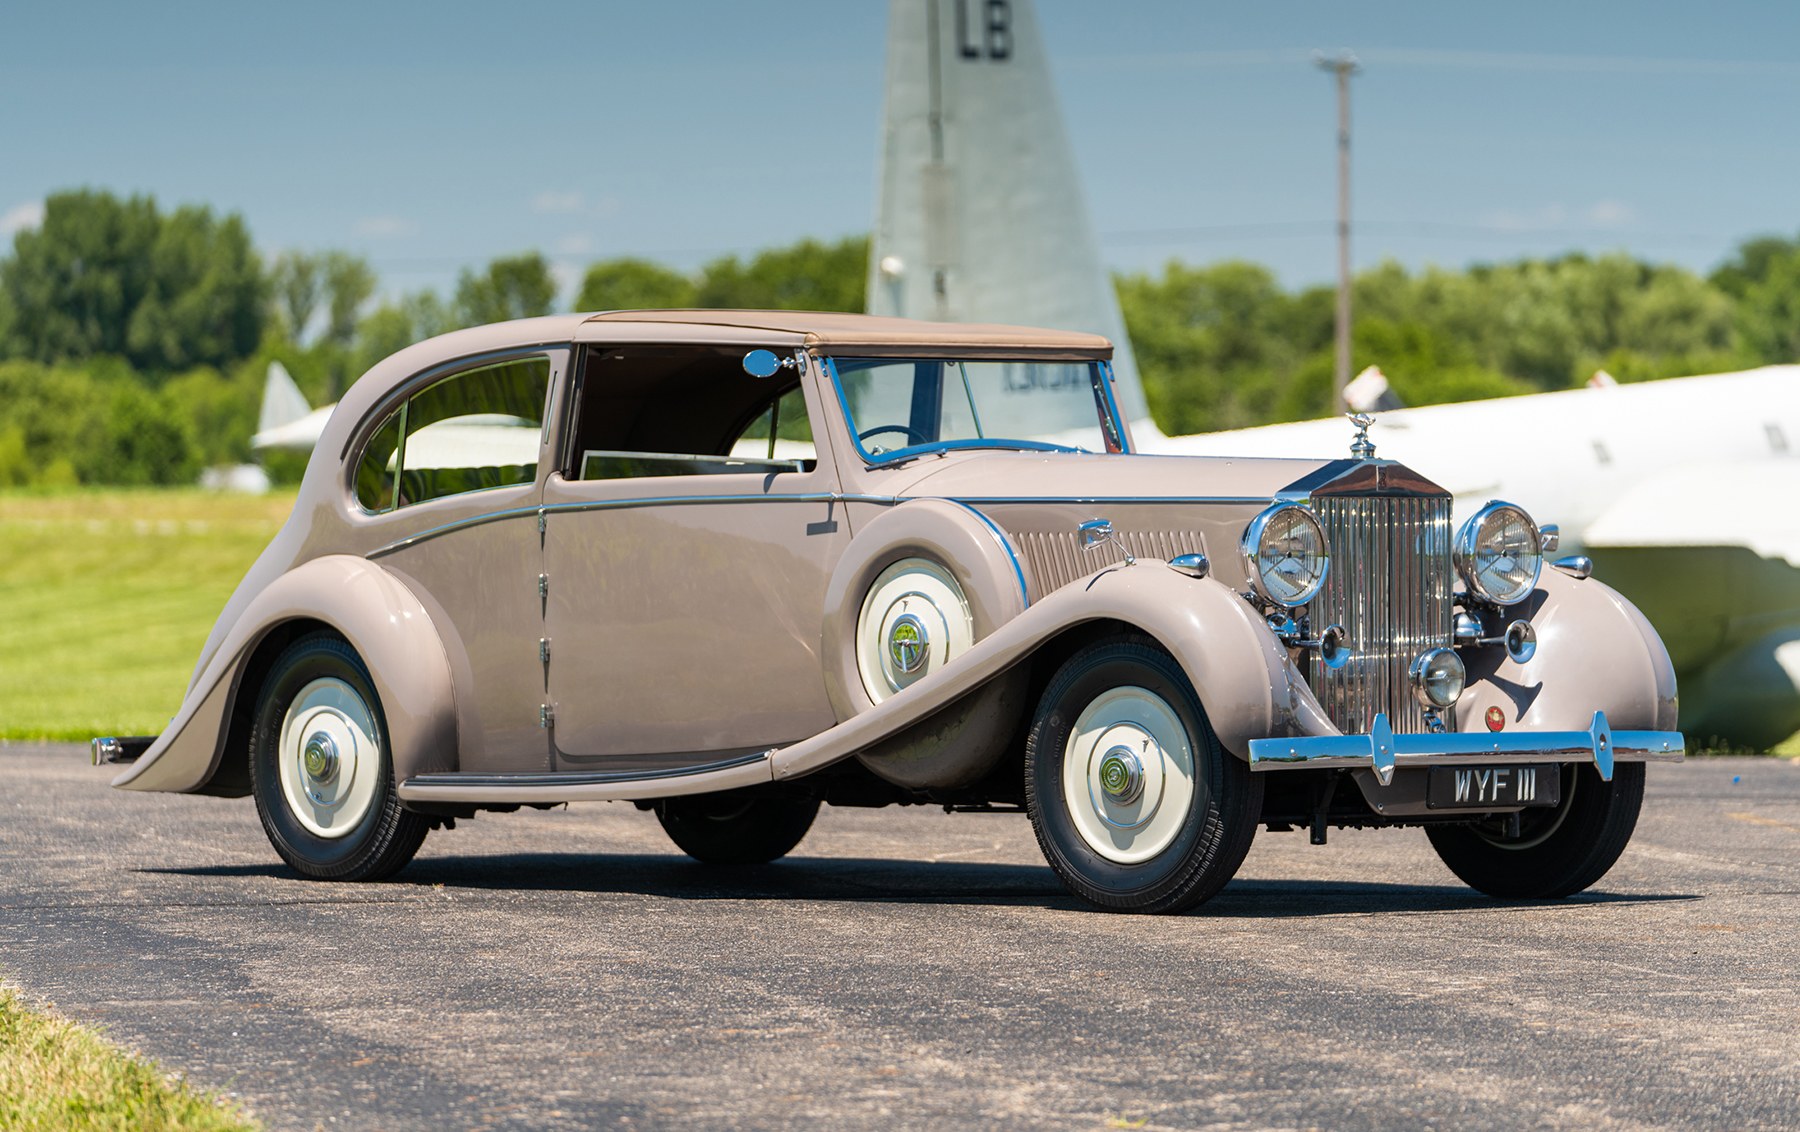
[{"left": 398, "top": 752, "right": 773, "bottom": 804}]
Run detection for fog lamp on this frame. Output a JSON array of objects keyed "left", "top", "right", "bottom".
[{"left": 1408, "top": 647, "right": 1466, "bottom": 710}]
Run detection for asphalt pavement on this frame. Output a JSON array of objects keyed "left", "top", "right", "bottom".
[{"left": 1, "top": 743, "right": 1796, "bottom": 1130}]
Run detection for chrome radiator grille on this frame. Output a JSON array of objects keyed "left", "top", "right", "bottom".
[{"left": 1306, "top": 494, "right": 1454, "bottom": 734}]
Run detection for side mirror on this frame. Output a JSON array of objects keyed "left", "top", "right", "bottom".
[{"left": 743, "top": 349, "right": 782, "bottom": 378}]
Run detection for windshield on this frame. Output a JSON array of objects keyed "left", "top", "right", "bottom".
[{"left": 829, "top": 357, "right": 1124, "bottom": 463}]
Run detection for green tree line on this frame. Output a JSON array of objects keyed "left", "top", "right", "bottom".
[{"left": 3, "top": 187, "right": 1799, "bottom": 485}]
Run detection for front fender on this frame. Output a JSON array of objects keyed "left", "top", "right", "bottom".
[
  {"left": 775, "top": 561, "right": 1304, "bottom": 780},
  {"left": 113, "top": 554, "right": 458, "bottom": 793},
  {"left": 1459, "top": 568, "right": 1679, "bottom": 734}
]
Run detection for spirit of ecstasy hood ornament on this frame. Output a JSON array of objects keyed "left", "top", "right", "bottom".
[{"left": 1348, "top": 412, "right": 1377, "bottom": 461}]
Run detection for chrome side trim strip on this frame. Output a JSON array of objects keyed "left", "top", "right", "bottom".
[
  {"left": 368, "top": 492, "right": 902, "bottom": 558},
  {"left": 947, "top": 500, "right": 1030, "bottom": 607},
  {"left": 946, "top": 495, "right": 1282, "bottom": 506},
  {"left": 1247, "top": 711, "right": 1685, "bottom": 786},
  {"left": 367, "top": 504, "right": 543, "bottom": 557},
  {"left": 538, "top": 492, "right": 898, "bottom": 519},
  {"left": 368, "top": 490, "right": 1284, "bottom": 560}
]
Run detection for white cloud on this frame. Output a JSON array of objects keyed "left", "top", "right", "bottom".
[
  {"left": 1, "top": 200, "right": 45, "bottom": 235},
  {"left": 1586, "top": 199, "right": 1634, "bottom": 227},
  {"left": 554, "top": 232, "right": 594, "bottom": 256},
  {"left": 1479, "top": 203, "right": 1567, "bottom": 232},
  {"left": 354, "top": 215, "right": 418, "bottom": 238},
  {"left": 1478, "top": 201, "right": 1636, "bottom": 234},
  {"left": 532, "top": 190, "right": 585, "bottom": 215}
]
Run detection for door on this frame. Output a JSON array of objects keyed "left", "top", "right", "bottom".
[
  {"left": 540, "top": 343, "right": 851, "bottom": 773},
  {"left": 353, "top": 349, "right": 563, "bottom": 774}
]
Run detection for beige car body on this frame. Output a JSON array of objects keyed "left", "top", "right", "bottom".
[{"left": 110, "top": 310, "right": 1681, "bottom": 827}]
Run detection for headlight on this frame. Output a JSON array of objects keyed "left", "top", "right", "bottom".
[
  {"left": 1454, "top": 501, "right": 1542, "bottom": 606},
  {"left": 1240, "top": 503, "right": 1330, "bottom": 607}
]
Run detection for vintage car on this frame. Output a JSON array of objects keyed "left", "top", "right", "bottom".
[{"left": 94, "top": 310, "right": 1684, "bottom": 913}]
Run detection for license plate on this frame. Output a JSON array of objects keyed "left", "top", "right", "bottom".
[{"left": 1426, "top": 765, "right": 1562, "bottom": 809}]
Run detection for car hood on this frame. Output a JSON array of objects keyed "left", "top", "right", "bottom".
[{"left": 872, "top": 449, "right": 1335, "bottom": 502}]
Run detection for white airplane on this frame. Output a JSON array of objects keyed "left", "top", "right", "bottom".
[
  {"left": 251, "top": 361, "right": 336, "bottom": 451},
  {"left": 250, "top": 360, "right": 555, "bottom": 472},
  {"left": 868, "top": 0, "right": 1800, "bottom": 748}
]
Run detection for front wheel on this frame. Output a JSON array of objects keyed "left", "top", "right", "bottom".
[
  {"left": 1025, "top": 637, "right": 1262, "bottom": 913},
  {"left": 1426, "top": 762, "right": 1645, "bottom": 898},
  {"left": 655, "top": 791, "right": 820, "bottom": 864},
  {"left": 249, "top": 632, "right": 429, "bottom": 881}
]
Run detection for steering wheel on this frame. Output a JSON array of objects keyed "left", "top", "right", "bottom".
[{"left": 858, "top": 424, "right": 929, "bottom": 448}]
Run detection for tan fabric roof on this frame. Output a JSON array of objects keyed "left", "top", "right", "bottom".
[{"left": 581, "top": 309, "right": 1112, "bottom": 357}]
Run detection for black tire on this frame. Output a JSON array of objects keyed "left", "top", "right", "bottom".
[
  {"left": 249, "top": 632, "right": 429, "bottom": 881},
  {"left": 655, "top": 791, "right": 820, "bottom": 864},
  {"left": 1024, "top": 637, "right": 1262, "bottom": 914},
  {"left": 1426, "top": 762, "right": 1645, "bottom": 899}
]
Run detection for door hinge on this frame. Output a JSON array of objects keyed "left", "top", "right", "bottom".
[
  {"left": 537, "top": 509, "right": 547, "bottom": 533},
  {"left": 539, "top": 703, "right": 555, "bottom": 729},
  {"left": 537, "top": 573, "right": 549, "bottom": 599},
  {"left": 538, "top": 637, "right": 551, "bottom": 664}
]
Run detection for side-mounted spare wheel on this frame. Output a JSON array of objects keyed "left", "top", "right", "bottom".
[
  {"left": 1026, "top": 636, "right": 1262, "bottom": 914},
  {"left": 855, "top": 557, "right": 975, "bottom": 705},
  {"left": 822, "top": 499, "right": 1032, "bottom": 791},
  {"left": 249, "top": 631, "right": 429, "bottom": 881}
]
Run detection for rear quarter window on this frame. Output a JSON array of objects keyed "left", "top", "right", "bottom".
[{"left": 353, "top": 355, "right": 551, "bottom": 512}]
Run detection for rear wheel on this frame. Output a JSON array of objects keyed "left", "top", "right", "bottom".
[
  {"left": 250, "top": 632, "right": 429, "bottom": 881},
  {"left": 1025, "top": 637, "right": 1261, "bottom": 913},
  {"left": 1426, "top": 762, "right": 1645, "bottom": 898},
  {"left": 655, "top": 791, "right": 820, "bottom": 864}
]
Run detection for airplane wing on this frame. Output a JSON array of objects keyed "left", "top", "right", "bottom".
[{"left": 251, "top": 404, "right": 336, "bottom": 451}]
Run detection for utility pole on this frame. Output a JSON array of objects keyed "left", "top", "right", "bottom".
[{"left": 1316, "top": 51, "right": 1359, "bottom": 416}]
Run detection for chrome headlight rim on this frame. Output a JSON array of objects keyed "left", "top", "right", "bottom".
[
  {"left": 1239, "top": 502, "right": 1331, "bottom": 609},
  {"left": 1453, "top": 500, "right": 1543, "bottom": 607}
]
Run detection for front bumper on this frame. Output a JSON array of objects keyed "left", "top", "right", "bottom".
[{"left": 1247, "top": 711, "right": 1684, "bottom": 786}]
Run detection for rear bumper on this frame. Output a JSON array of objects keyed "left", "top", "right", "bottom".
[
  {"left": 90, "top": 736, "right": 156, "bottom": 765},
  {"left": 1247, "top": 711, "right": 1684, "bottom": 786}
]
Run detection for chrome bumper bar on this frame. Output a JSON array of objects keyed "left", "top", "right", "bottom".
[
  {"left": 1247, "top": 711, "right": 1684, "bottom": 786},
  {"left": 90, "top": 736, "right": 155, "bottom": 766}
]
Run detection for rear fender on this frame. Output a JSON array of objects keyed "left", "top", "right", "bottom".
[{"left": 113, "top": 554, "right": 458, "bottom": 793}]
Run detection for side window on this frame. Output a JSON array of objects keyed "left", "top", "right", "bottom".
[
  {"left": 568, "top": 345, "right": 818, "bottom": 480},
  {"left": 728, "top": 386, "right": 814, "bottom": 463},
  {"left": 354, "top": 355, "right": 550, "bottom": 512},
  {"left": 354, "top": 412, "right": 402, "bottom": 512}
]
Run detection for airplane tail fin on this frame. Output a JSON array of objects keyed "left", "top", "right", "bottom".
[
  {"left": 870, "top": 0, "right": 1150, "bottom": 428},
  {"left": 257, "top": 361, "right": 312, "bottom": 435}
]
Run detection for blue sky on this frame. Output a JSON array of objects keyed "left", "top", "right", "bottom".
[{"left": 4, "top": 0, "right": 1799, "bottom": 302}]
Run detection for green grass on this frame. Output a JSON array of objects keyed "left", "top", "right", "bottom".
[
  {"left": 0, "top": 488, "right": 295, "bottom": 740},
  {"left": 0, "top": 983, "right": 258, "bottom": 1130}
]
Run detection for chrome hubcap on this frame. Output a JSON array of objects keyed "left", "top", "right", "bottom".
[
  {"left": 277, "top": 676, "right": 382, "bottom": 839},
  {"left": 302, "top": 732, "right": 339, "bottom": 784},
  {"left": 1097, "top": 745, "right": 1144, "bottom": 804},
  {"left": 887, "top": 613, "right": 928, "bottom": 674},
  {"left": 1062, "top": 686, "right": 1198, "bottom": 865}
]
